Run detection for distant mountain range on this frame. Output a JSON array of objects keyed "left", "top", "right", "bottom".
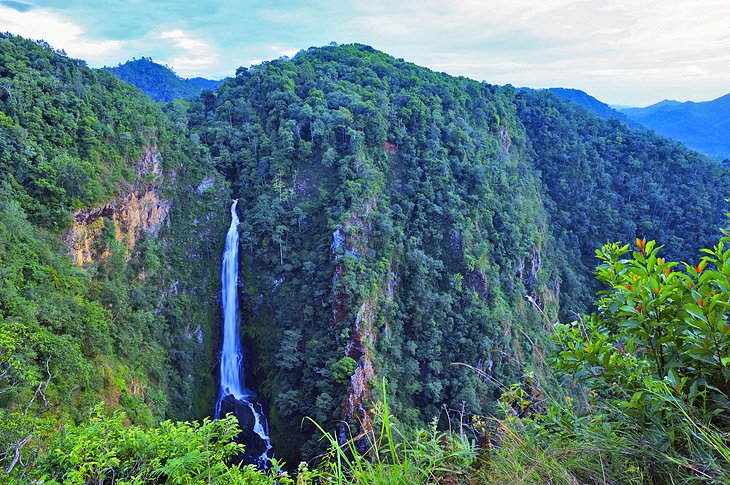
[
  {"left": 545, "top": 88, "right": 730, "bottom": 161},
  {"left": 105, "top": 58, "right": 223, "bottom": 103},
  {"left": 619, "top": 95, "right": 730, "bottom": 161}
]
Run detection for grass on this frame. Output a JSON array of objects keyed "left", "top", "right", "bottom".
[{"left": 285, "top": 376, "right": 730, "bottom": 485}]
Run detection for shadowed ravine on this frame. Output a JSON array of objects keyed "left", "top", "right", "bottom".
[{"left": 215, "top": 200, "right": 273, "bottom": 467}]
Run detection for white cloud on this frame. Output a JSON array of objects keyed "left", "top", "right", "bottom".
[
  {"left": 156, "top": 29, "right": 221, "bottom": 77},
  {"left": 0, "top": 5, "right": 124, "bottom": 63},
  {"left": 343, "top": 0, "right": 730, "bottom": 105},
  {"left": 264, "top": 44, "right": 299, "bottom": 59},
  {"left": 2, "top": 0, "right": 729, "bottom": 104}
]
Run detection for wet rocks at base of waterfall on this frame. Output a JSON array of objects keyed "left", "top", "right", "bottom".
[{"left": 218, "top": 394, "right": 270, "bottom": 466}]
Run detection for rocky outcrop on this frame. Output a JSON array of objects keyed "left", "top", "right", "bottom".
[
  {"left": 331, "top": 196, "right": 394, "bottom": 445},
  {"left": 218, "top": 394, "right": 271, "bottom": 465},
  {"left": 516, "top": 249, "right": 541, "bottom": 296},
  {"left": 342, "top": 298, "right": 377, "bottom": 440},
  {"left": 65, "top": 146, "right": 171, "bottom": 265}
]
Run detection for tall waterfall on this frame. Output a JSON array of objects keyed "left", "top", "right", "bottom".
[{"left": 215, "top": 200, "right": 273, "bottom": 467}]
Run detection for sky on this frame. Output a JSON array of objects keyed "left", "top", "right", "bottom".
[{"left": 1, "top": 0, "right": 729, "bottom": 107}]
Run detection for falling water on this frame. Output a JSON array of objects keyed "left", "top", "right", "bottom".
[{"left": 215, "top": 200, "right": 273, "bottom": 467}]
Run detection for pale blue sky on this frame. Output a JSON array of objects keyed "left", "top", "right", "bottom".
[{"left": 1, "top": 0, "right": 729, "bottom": 106}]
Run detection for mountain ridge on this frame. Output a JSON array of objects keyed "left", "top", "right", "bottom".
[
  {"left": 105, "top": 57, "right": 224, "bottom": 102},
  {"left": 545, "top": 87, "right": 639, "bottom": 128},
  {"left": 620, "top": 92, "right": 730, "bottom": 160},
  {"left": 2, "top": 36, "right": 730, "bottom": 481}
]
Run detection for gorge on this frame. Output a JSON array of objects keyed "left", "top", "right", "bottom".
[{"left": 1, "top": 34, "right": 729, "bottom": 482}]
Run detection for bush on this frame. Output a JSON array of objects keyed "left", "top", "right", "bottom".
[
  {"left": 502, "top": 232, "right": 730, "bottom": 483},
  {"left": 33, "top": 407, "right": 276, "bottom": 484}
]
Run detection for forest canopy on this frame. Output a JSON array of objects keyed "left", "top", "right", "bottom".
[{"left": 1, "top": 37, "right": 729, "bottom": 482}]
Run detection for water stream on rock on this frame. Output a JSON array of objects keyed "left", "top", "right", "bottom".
[{"left": 215, "top": 200, "right": 273, "bottom": 467}]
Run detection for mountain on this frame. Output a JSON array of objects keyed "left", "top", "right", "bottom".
[
  {"left": 546, "top": 87, "right": 640, "bottom": 128},
  {"left": 105, "top": 57, "right": 224, "bottom": 102},
  {"left": 620, "top": 93, "right": 730, "bottom": 160},
  {"left": 2, "top": 36, "right": 730, "bottom": 482},
  {"left": 190, "top": 44, "right": 730, "bottom": 461}
]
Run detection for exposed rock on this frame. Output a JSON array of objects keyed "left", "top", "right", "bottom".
[
  {"left": 515, "top": 249, "right": 542, "bottom": 295},
  {"left": 469, "top": 269, "right": 490, "bottom": 299},
  {"left": 332, "top": 197, "right": 387, "bottom": 446},
  {"left": 341, "top": 298, "right": 377, "bottom": 444},
  {"left": 218, "top": 394, "right": 270, "bottom": 465},
  {"left": 500, "top": 124, "right": 511, "bottom": 151},
  {"left": 65, "top": 145, "right": 172, "bottom": 265},
  {"left": 196, "top": 175, "right": 215, "bottom": 194}
]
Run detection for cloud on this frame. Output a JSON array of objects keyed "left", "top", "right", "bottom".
[
  {"left": 264, "top": 44, "right": 299, "bottom": 59},
  {"left": 338, "top": 0, "right": 730, "bottom": 105},
  {"left": 156, "top": 29, "right": 221, "bottom": 77},
  {"left": 0, "top": 4, "right": 124, "bottom": 63},
  {"left": 1, "top": 0, "right": 728, "bottom": 104}
]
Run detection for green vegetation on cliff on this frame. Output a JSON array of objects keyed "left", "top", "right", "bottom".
[
  {"left": 18, "top": 233, "right": 730, "bottom": 483},
  {"left": 188, "top": 43, "right": 730, "bottom": 462},
  {"left": 190, "top": 43, "right": 560, "bottom": 460},
  {"left": 0, "top": 34, "right": 229, "bottom": 476},
  {"left": 1, "top": 37, "right": 729, "bottom": 482},
  {"left": 516, "top": 89, "right": 730, "bottom": 316}
]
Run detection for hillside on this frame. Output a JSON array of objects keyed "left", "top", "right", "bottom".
[
  {"left": 0, "top": 32, "right": 229, "bottom": 467},
  {"left": 516, "top": 88, "right": 729, "bottom": 314},
  {"left": 106, "top": 57, "right": 223, "bottom": 102},
  {"left": 546, "top": 87, "right": 639, "bottom": 128},
  {"left": 189, "top": 44, "right": 730, "bottom": 461},
  {"left": 620, "top": 93, "right": 730, "bottom": 160},
  {"left": 2, "top": 38, "right": 729, "bottom": 483}
]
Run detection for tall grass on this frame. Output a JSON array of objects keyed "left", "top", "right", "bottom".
[
  {"left": 298, "top": 376, "right": 730, "bottom": 484},
  {"left": 302, "top": 379, "right": 485, "bottom": 484}
]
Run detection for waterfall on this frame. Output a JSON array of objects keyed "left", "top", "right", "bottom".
[{"left": 215, "top": 200, "right": 273, "bottom": 467}]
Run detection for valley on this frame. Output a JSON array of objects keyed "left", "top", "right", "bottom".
[{"left": 0, "top": 35, "right": 728, "bottom": 483}]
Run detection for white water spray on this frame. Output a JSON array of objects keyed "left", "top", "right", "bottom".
[{"left": 215, "top": 200, "right": 273, "bottom": 467}]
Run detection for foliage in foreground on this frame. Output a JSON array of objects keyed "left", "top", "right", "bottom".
[
  {"left": 8, "top": 231, "right": 730, "bottom": 483},
  {"left": 491, "top": 230, "right": 730, "bottom": 483}
]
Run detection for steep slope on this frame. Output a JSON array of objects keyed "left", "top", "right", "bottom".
[
  {"left": 190, "top": 44, "right": 560, "bottom": 460},
  {"left": 0, "top": 33, "right": 229, "bottom": 466},
  {"left": 190, "top": 44, "right": 730, "bottom": 461},
  {"left": 106, "top": 58, "right": 223, "bottom": 103},
  {"left": 4, "top": 35, "right": 730, "bottom": 475},
  {"left": 620, "top": 94, "right": 730, "bottom": 160},
  {"left": 516, "top": 89, "right": 730, "bottom": 316}
]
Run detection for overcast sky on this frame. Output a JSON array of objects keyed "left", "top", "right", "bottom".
[{"left": 1, "top": 0, "right": 728, "bottom": 106}]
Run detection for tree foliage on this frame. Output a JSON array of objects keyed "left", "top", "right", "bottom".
[
  {"left": 106, "top": 57, "right": 223, "bottom": 103},
  {"left": 0, "top": 34, "right": 230, "bottom": 475}
]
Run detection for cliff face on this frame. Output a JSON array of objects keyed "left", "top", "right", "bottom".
[
  {"left": 191, "top": 44, "right": 563, "bottom": 462},
  {"left": 333, "top": 198, "right": 390, "bottom": 441},
  {"left": 66, "top": 146, "right": 171, "bottom": 266}
]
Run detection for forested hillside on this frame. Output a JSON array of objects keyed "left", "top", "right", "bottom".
[
  {"left": 1, "top": 37, "right": 729, "bottom": 482},
  {"left": 545, "top": 87, "right": 639, "bottom": 128},
  {"left": 190, "top": 44, "right": 560, "bottom": 459},
  {"left": 189, "top": 43, "right": 730, "bottom": 461},
  {"left": 0, "top": 33, "right": 230, "bottom": 474},
  {"left": 106, "top": 57, "right": 223, "bottom": 103},
  {"left": 516, "top": 89, "right": 730, "bottom": 315}
]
